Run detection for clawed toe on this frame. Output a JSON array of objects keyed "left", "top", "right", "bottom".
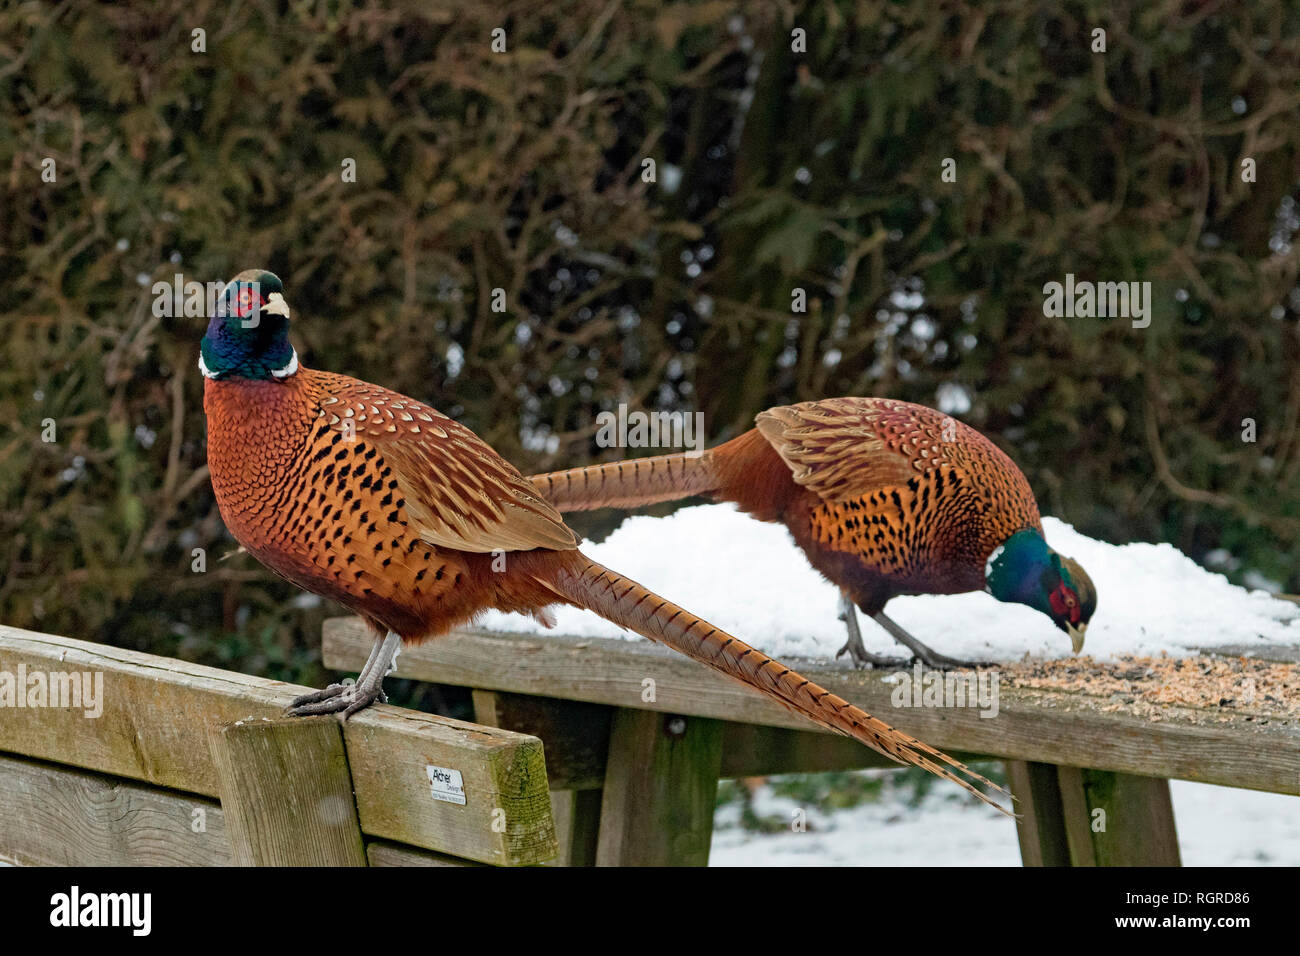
[
  {"left": 285, "top": 680, "right": 384, "bottom": 719},
  {"left": 285, "top": 631, "right": 401, "bottom": 720},
  {"left": 835, "top": 642, "right": 859, "bottom": 668},
  {"left": 869, "top": 611, "right": 996, "bottom": 671},
  {"left": 835, "top": 642, "right": 860, "bottom": 667},
  {"left": 910, "top": 651, "right": 995, "bottom": 670},
  {"left": 342, "top": 691, "right": 382, "bottom": 720},
  {"left": 287, "top": 682, "right": 350, "bottom": 710},
  {"left": 836, "top": 642, "right": 908, "bottom": 670},
  {"left": 836, "top": 593, "right": 906, "bottom": 669}
]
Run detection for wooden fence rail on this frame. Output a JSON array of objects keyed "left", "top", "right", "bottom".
[
  {"left": 5, "top": 617, "right": 1295, "bottom": 867},
  {"left": 324, "top": 617, "right": 1300, "bottom": 867},
  {"left": 0, "top": 625, "right": 556, "bottom": 867}
]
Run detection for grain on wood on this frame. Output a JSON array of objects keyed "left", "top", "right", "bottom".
[
  {"left": 0, "top": 754, "right": 228, "bottom": 867},
  {"left": 548, "top": 789, "right": 602, "bottom": 867}
]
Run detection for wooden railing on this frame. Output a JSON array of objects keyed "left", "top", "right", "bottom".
[
  {"left": 0, "top": 626, "right": 555, "bottom": 867},
  {"left": 6, "top": 617, "right": 1295, "bottom": 867},
  {"left": 323, "top": 617, "right": 1300, "bottom": 866}
]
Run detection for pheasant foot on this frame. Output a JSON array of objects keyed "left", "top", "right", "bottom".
[
  {"left": 285, "top": 630, "right": 402, "bottom": 719},
  {"left": 835, "top": 593, "right": 908, "bottom": 668},
  {"left": 871, "top": 611, "right": 993, "bottom": 669}
]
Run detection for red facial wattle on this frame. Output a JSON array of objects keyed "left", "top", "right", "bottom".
[
  {"left": 1048, "top": 585, "right": 1081, "bottom": 623},
  {"left": 233, "top": 287, "right": 259, "bottom": 318}
]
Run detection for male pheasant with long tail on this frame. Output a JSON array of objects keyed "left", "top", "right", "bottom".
[
  {"left": 531, "top": 398, "right": 1097, "bottom": 668},
  {"left": 200, "top": 270, "right": 1008, "bottom": 812}
]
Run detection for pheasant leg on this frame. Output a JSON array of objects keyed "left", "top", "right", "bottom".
[
  {"left": 871, "top": 611, "right": 991, "bottom": 669},
  {"left": 283, "top": 632, "right": 386, "bottom": 707},
  {"left": 835, "top": 593, "right": 908, "bottom": 668},
  {"left": 285, "top": 630, "right": 402, "bottom": 719},
  {"left": 286, "top": 632, "right": 382, "bottom": 707}
]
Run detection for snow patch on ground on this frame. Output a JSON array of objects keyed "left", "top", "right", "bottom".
[
  {"left": 479, "top": 504, "right": 1300, "bottom": 661},
  {"left": 708, "top": 775, "right": 1300, "bottom": 866}
]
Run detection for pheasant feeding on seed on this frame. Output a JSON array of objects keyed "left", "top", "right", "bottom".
[
  {"left": 199, "top": 270, "right": 1009, "bottom": 812},
  {"left": 530, "top": 397, "right": 1097, "bottom": 667}
]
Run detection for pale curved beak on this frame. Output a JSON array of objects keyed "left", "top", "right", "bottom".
[
  {"left": 263, "top": 292, "right": 291, "bottom": 318},
  {"left": 1067, "top": 622, "right": 1087, "bottom": 653}
]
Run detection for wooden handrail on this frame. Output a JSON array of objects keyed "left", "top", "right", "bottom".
[
  {"left": 323, "top": 616, "right": 1300, "bottom": 796},
  {"left": 0, "top": 625, "right": 556, "bottom": 866}
]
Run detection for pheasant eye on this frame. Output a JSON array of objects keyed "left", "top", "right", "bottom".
[
  {"left": 1057, "top": 587, "right": 1082, "bottom": 622},
  {"left": 1047, "top": 584, "right": 1079, "bottom": 621},
  {"left": 226, "top": 286, "right": 263, "bottom": 319}
]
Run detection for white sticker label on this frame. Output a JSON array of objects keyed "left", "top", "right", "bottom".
[{"left": 426, "top": 765, "right": 466, "bottom": 806}]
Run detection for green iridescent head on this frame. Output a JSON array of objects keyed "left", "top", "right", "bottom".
[
  {"left": 199, "top": 269, "right": 297, "bottom": 380},
  {"left": 985, "top": 529, "right": 1097, "bottom": 652}
]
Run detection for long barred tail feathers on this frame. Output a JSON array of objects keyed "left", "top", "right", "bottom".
[
  {"left": 529, "top": 451, "right": 718, "bottom": 513},
  {"left": 547, "top": 555, "right": 1013, "bottom": 815}
]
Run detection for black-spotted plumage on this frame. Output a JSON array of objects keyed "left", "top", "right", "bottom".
[{"left": 530, "top": 397, "right": 1096, "bottom": 664}]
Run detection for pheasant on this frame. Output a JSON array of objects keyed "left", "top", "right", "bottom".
[
  {"left": 530, "top": 398, "right": 1097, "bottom": 668},
  {"left": 200, "top": 270, "right": 1009, "bottom": 811}
]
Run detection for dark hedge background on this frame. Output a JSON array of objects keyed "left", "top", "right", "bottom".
[{"left": 2, "top": 1, "right": 1298, "bottom": 690}]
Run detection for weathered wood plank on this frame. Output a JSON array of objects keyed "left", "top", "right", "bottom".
[
  {"left": 366, "top": 840, "right": 483, "bottom": 867},
  {"left": 470, "top": 688, "right": 991, "bottom": 783},
  {"left": 0, "top": 754, "right": 228, "bottom": 866},
  {"left": 719, "top": 722, "right": 991, "bottom": 777},
  {"left": 207, "top": 717, "right": 366, "bottom": 866},
  {"left": 596, "top": 710, "right": 723, "bottom": 866},
  {"left": 1058, "top": 767, "right": 1181, "bottom": 866},
  {"left": 721, "top": 722, "right": 895, "bottom": 777},
  {"left": 324, "top": 619, "right": 1300, "bottom": 796},
  {"left": 0, "top": 625, "right": 556, "bottom": 866}
]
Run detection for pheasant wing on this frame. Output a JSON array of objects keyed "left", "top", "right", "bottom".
[
  {"left": 323, "top": 377, "right": 578, "bottom": 554},
  {"left": 755, "top": 397, "right": 944, "bottom": 502}
]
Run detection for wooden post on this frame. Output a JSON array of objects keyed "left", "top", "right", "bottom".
[
  {"left": 549, "top": 789, "right": 603, "bottom": 867},
  {"left": 207, "top": 716, "right": 367, "bottom": 867},
  {"left": 471, "top": 689, "right": 607, "bottom": 866},
  {"left": 1007, "top": 760, "right": 1181, "bottom": 866},
  {"left": 1005, "top": 759, "right": 1071, "bottom": 866},
  {"left": 1058, "top": 767, "right": 1180, "bottom": 866},
  {"left": 596, "top": 709, "right": 723, "bottom": 867}
]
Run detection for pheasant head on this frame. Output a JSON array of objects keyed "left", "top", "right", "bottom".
[
  {"left": 985, "top": 529, "right": 1097, "bottom": 652},
  {"left": 199, "top": 269, "right": 297, "bottom": 380}
]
